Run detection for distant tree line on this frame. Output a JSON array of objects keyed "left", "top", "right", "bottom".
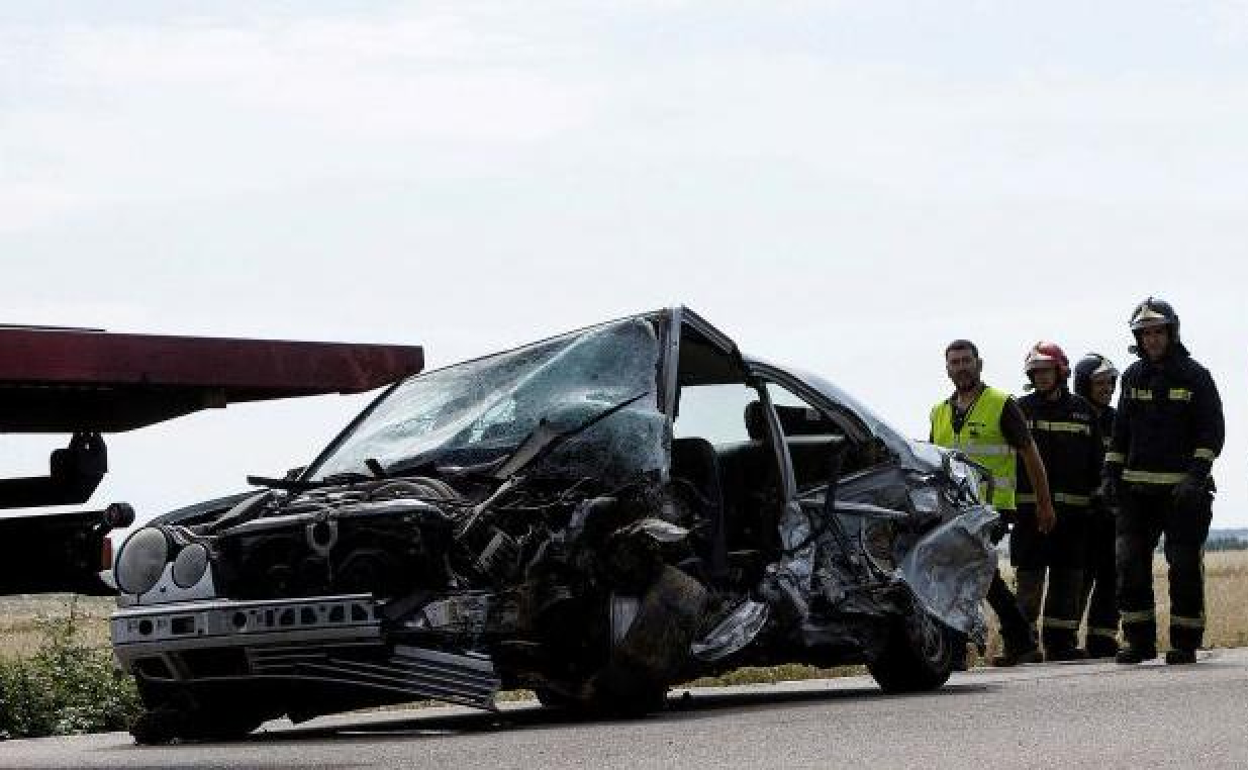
[
  {"left": 1154, "top": 536, "right": 1248, "bottom": 552},
  {"left": 1204, "top": 537, "right": 1248, "bottom": 552}
]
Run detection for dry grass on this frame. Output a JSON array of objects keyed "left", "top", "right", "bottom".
[
  {"left": 0, "top": 595, "right": 114, "bottom": 660},
  {"left": 976, "top": 550, "right": 1248, "bottom": 663}
]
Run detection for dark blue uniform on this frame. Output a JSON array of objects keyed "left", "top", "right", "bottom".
[
  {"left": 1012, "top": 389, "right": 1102, "bottom": 658},
  {"left": 1105, "top": 344, "right": 1224, "bottom": 654},
  {"left": 1078, "top": 404, "right": 1119, "bottom": 656}
]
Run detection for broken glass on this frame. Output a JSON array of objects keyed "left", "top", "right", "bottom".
[{"left": 309, "top": 317, "right": 665, "bottom": 487}]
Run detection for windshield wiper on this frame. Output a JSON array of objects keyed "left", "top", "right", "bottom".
[
  {"left": 490, "top": 391, "right": 651, "bottom": 481},
  {"left": 246, "top": 465, "right": 380, "bottom": 492},
  {"left": 246, "top": 474, "right": 320, "bottom": 492}
]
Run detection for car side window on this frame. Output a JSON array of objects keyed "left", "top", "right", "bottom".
[
  {"left": 673, "top": 384, "right": 758, "bottom": 445},
  {"left": 763, "top": 382, "right": 854, "bottom": 491}
]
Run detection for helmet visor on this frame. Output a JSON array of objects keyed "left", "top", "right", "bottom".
[{"left": 1130, "top": 305, "right": 1170, "bottom": 331}]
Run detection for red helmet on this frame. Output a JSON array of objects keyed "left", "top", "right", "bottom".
[{"left": 1024, "top": 341, "right": 1070, "bottom": 379}]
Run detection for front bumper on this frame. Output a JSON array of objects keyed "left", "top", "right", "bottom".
[{"left": 111, "top": 594, "right": 501, "bottom": 710}]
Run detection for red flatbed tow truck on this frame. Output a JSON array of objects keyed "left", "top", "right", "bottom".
[{"left": 0, "top": 325, "right": 423, "bottom": 595}]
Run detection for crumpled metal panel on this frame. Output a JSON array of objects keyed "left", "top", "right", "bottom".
[
  {"left": 691, "top": 599, "right": 769, "bottom": 662},
  {"left": 896, "top": 504, "right": 999, "bottom": 638},
  {"left": 759, "top": 500, "right": 816, "bottom": 618}
]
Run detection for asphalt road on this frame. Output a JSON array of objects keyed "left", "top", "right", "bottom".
[{"left": 7, "top": 648, "right": 1248, "bottom": 769}]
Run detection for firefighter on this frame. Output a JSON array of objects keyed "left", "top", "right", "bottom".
[
  {"left": 1100, "top": 298, "right": 1225, "bottom": 665},
  {"left": 931, "top": 339, "right": 1055, "bottom": 666},
  {"left": 1073, "top": 352, "right": 1121, "bottom": 657},
  {"left": 1012, "top": 343, "right": 1103, "bottom": 661}
]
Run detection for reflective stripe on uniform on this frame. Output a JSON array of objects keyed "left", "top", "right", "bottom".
[
  {"left": 958, "top": 442, "right": 1013, "bottom": 456},
  {"left": 1170, "top": 615, "right": 1205, "bottom": 629},
  {"left": 1029, "top": 419, "right": 1092, "bottom": 436},
  {"left": 1121, "top": 609, "right": 1156, "bottom": 624},
  {"left": 1087, "top": 626, "right": 1119, "bottom": 639},
  {"left": 1105, "top": 451, "right": 1126, "bottom": 464},
  {"left": 1168, "top": 388, "right": 1193, "bottom": 402},
  {"left": 1041, "top": 617, "right": 1081, "bottom": 630},
  {"left": 930, "top": 387, "right": 1017, "bottom": 510},
  {"left": 1016, "top": 492, "right": 1091, "bottom": 507},
  {"left": 1129, "top": 388, "right": 1153, "bottom": 401},
  {"left": 1194, "top": 448, "right": 1219, "bottom": 461},
  {"left": 1122, "top": 469, "right": 1187, "bottom": 485}
]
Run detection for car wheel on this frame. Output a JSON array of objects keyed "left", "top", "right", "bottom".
[
  {"left": 867, "top": 603, "right": 957, "bottom": 693},
  {"left": 130, "top": 684, "right": 267, "bottom": 744},
  {"left": 534, "top": 671, "right": 668, "bottom": 716},
  {"left": 589, "top": 663, "right": 670, "bottom": 717},
  {"left": 130, "top": 703, "right": 264, "bottom": 745}
]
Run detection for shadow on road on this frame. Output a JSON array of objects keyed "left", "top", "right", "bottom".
[{"left": 235, "top": 681, "right": 995, "bottom": 746}]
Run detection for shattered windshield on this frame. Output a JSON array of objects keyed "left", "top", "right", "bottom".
[{"left": 308, "top": 317, "right": 667, "bottom": 485}]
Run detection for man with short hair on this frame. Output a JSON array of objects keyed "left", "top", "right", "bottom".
[
  {"left": 1012, "top": 342, "right": 1103, "bottom": 661},
  {"left": 930, "top": 339, "right": 1055, "bottom": 666},
  {"left": 1073, "top": 352, "right": 1121, "bottom": 658},
  {"left": 1101, "top": 298, "right": 1225, "bottom": 665}
]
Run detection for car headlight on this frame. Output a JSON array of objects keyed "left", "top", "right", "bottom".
[
  {"left": 171, "top": 542, "right": 210, "bottom": 588},
  {"left": 115, "top": 526, "right": 170, "bottom": 595},
  {"left": 946, "top": 454, "right": 988, "bottom": 504}
]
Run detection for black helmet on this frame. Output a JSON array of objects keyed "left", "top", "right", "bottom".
[
  {"left": 1073, "top": 352, "right": 1118, "bottom": 400},
  {"left": 1128, "top": 296, "right": 1182, "bottom": 358},
  {"left": 1129, "top": 297, "right": 1179, "bottom": 337}
]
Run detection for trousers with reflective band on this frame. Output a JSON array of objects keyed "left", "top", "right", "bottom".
[
  {"left": 931, "top": 386, "right": 1015, "bottom": 510},
  {"left": 1116, "top": 489, "right": 1212, "bottom": 651},
  {"left": 1016, "top": 567, "right": 1084, "bottom": 654},
  {"left": 1017, "top": 492, "right": 1091, "bottom": 507},
  {"left": 1079, "top": 504, "right": 1119, "bottom": 649}
]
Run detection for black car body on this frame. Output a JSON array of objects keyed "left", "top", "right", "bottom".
[{"left": 110, "top": 309, "right": 998, "bottom": 743}]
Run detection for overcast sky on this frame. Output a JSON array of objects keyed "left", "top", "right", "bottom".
[{"left": 2, "top": 2, "right": 1244, "bottom": 529}]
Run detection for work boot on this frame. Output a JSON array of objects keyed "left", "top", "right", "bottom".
[
  {"left": 1085, "top": 636, "right": 1119, "bottom": 659},
  {"left": 1115, "top": 644, "right": 1157, "bottom": 664},
  {"left": 1045, "top": 647, "right": 1088, "bottom": 663},
  {"left": 1165, "top": 649, "right": 1197, "bottom": 665},
  {"left": 992, "top": 644, "right": 1043, "bottom": 667}
]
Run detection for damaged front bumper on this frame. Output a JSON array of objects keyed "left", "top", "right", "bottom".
[
  {"left": 897, "top": 504, "right": 999, "bottom": 642},
  {"left": 111, "top": 594, "right": 502, "bottom": 711}
]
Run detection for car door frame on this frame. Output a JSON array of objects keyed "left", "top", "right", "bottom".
[{"left": 660, "top": 309, "right": 798, "bottom": 537}]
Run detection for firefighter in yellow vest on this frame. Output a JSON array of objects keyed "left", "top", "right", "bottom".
[{"left": 931, "top": 339, "right": 1056, "bottom": 666}]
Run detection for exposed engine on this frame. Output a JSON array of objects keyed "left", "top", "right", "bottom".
[{"left": 113, "top": 465, "right": 712, "bottom": 694}]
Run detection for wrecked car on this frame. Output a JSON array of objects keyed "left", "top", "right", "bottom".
[{"left": 110, "top": 308, "right": 999, "bottom": 743}]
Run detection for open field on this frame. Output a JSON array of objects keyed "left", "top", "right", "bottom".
[
  {"left": 0, "top": 595, "right": 115, "bottom": 659},
  {"left": 5, "top": 551, "right": 1248, "bottom": 665},
  {"left": 978, "top": 549, "right": 1248, "bottom": 661}
]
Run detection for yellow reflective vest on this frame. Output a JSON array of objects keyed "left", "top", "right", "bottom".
[{"left": 930, "top": 386, "right": 1017, "bottom": 510}]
